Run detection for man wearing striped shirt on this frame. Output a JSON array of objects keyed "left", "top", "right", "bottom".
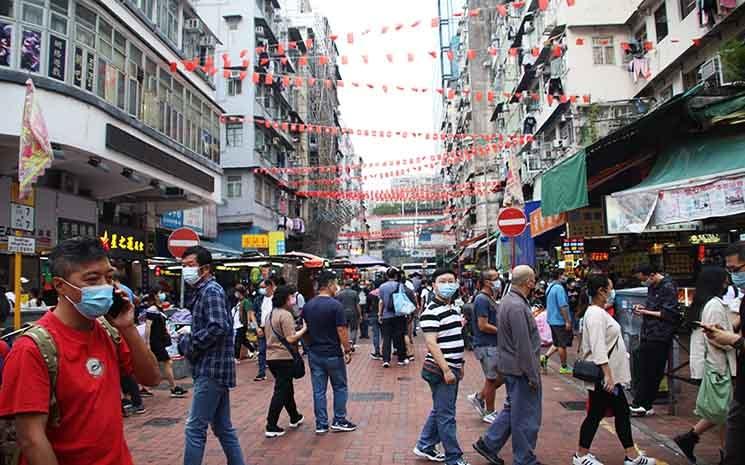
[{"left": 414, "top": 268, "right": 470, "bottom": 465}]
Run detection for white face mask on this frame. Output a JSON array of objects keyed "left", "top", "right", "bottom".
[{"left": 183, "top": 266, "right": 201, "bottom": 286}]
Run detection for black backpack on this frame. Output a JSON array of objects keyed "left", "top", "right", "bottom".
[{"left": 0, "top": 293, "right": 10, "bottom": 325}]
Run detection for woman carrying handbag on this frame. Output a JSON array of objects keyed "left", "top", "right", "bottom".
[
  {"left": 573, "top": 274, "right": 656, "bottom": 465},
  {"left": 265, "top": 285, "right": 308, "bottom": 438},
  {"left": 674, "top": 266, "right": 737, "bottom": 464}
]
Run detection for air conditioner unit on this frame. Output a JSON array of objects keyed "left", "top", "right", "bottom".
[
  {"left": 184, "top": 19, "right": 200, "bottom": 32},
  {"left": 229, "top": 70, "right": 241, "bottom": 79},
  {"left": 199, "top": 35, "right": 217, "bottom": 47}
]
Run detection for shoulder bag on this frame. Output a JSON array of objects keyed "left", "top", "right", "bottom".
[
  {"left": 393, "top": 284, "right": 416, "bottom": 317},
  {"left": 269, "top": 310, "right": 306, "bottom": 379},
  {"left": 694, "top": 343, "right": 732, "bottom": 425},
  {"left": 572, "top": 316, "right": 619, "bottom": 384}
]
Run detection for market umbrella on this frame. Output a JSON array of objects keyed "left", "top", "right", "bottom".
[{"left": 349, "top": 255, "right": 387, "bottom": 267}]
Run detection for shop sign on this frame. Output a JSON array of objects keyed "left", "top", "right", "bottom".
[
  {"left": 99, "top": 228, "right": 145, "bottom": 255},
  {"left": 8, "top": 236, "right": 35, "bottom": 255},
  {"left": 589, "top": 252, "right": 609, "bottom": 261},
  {"left": 242, "top": 234, "right": 268, "bottom": 249},
  {"left": 10, "top": 203, "right": 34, "bottom": 232},
  {"left": 529, "top": 208, "right": 566, "bottom": 238},
  {"left": 160, "top": 211, "right": 184, "bottom": 230},
  {"left": 562, "top": 238, "right": 585, "bottom": 256},
  {"left": 58, "top": 219, "right": 96, "bottom": 240},
  {"left": 268, "top": 231, "right": 286, "bottom": 255},
  {"left": 48, "top": 35, "right": 66, "bottom": 81},
  {"left": 183, "top": 208, "right": 204, "bottom": 234},
  {"left": 654, "top": 176, "right": 745, "bottom": 225},
  {"left": 687, "top": 233, "right": 725, "bottom": 245}
]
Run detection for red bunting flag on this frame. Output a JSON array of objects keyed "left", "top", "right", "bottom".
[
  {"left": 308, "top": 77, "right": 316, "bottom": 86},
  {"left": 469, "top": 8, "right": 480, "bottom": 17},
  {"left": 386, "top": 53, "right": 393, "bottom": 63},
  {"left": 294, "top": 77, "right": 303, "bottom": 87},
  {"left": 467, "top": 49, "right": 476, "bottom": 60},
  {"left": 252, "top": 72, "right": 260, "bottom": 84},
  {"left": 280, "top": 57, "right": 288, "bottom": 65},
  {"left": 583, "top": 94, "right": 591, "bottom": 103},
  {"left": 692, "top": 38, "right": 702, "bottom": 46},
  {"left": 512, "top": 1, "right": 525, "bottom": 8},
  {"left": 319, "top": 55, "right": 329, "bottom": 65},
  {"left": 509, "top": 48, "right": 518, "bottom": 56},
  {"left": 429, "top": 51, "right": 438, "bottom": 58},
  {"left": 362, "top": 54, "right": 369, "bottom": 64},
  {"left": 411, "top": 20, "right": 421, "bottom": 27},
  {"left": 567, "top": 0, "right": 576, "bottom": 5},
  {"left": 299, "top": 56, "right": 308, "bottom": 66},
  {"left": 347, "top": 32, "right": 354, "bottom": 44},
  {"left": 223, "top": 69, "right": 230, "bottom": 79},
  {"left": 552, "top": 45, "right": 563, "bottom": 57},
  {"left": 643, "top": 41, "right": 654, "bottom": 51},
  {"left": 487, "top": 91, "right": 495, "bottom": 102},
  {"left": 576, "top": 37, "right": 585, "bottom": 46},
  {"left": 547, "top": 95, "right": 555, "bottom": 105},
  {"left": 496, "top": 4, "right": 507, "bottom": 16},
  {"left": 488, "top": 47, "right": 497, "bottom": 56},
  {"left": 446, "top": 50, "right": 454, "bottom": 61},
  {"left": 560, "top": 95, "right": 568, "bottom": 103},
  {"left": 288, "top": 41, "right": 297, "bottom": 49},
  {"left": 341, "top": 55, "right": 349, "bottom": 65},
  {"left": 475, "top": 91, "right": 483, "bottom": 102},
  {"left": 305, "top": 38, "right": 314, "bottom": 49},
  {"left": 431, "top": 17, "right": 439, "bottom": 27},
  {"left": 184, "top": 59, "right": 197, "bottom": 72},
  {"left": 169, "top": 62, "right": 178, "bottom": 72},
  {"left": 277, "top": 43, "right": 285, "bottom": 55},
  {"left": 282, "top": 75, "right": 291, "bottom": 86},
  {"left": 532, "top": 47, "right": 540, "bottom": 57},
  {"left": 531, "top": 92, "right": 540, "bottom": 101},
  {"left": 381, "top": 26, "right": 389, "bottom": 34},
  {"left": 337, "top": 80, "right": 344, "bottom": 87},
  {"left": 539, "top": 0, "right": 549, "bottom": 10},
  {"left": 447, "top": 89, "right": 455, "bottom": 100},
  {"left": 569, "top": 95, "right": 577, "bottom": 103},
  {"left": 325, "top": 79, "right": 333, "bottom": 89},
  {"left": 395, "top": 24, "right": 404, "bottom": 31},
  {"left": 264, "top": 73, "right": 273, "bottom": 85}
]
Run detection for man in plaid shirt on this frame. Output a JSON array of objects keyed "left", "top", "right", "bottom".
[{"left": 181, "top": 246, "right": 245, "bottom": 465}]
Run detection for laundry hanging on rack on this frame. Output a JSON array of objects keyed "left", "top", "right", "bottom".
[
  {"left": 628, "top": 57, "right": 651, "bottom": 82},
  {"left": 698, "top": 0, "right": 718, "bottom": 27}
]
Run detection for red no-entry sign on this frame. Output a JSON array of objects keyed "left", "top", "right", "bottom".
[
  {"left": 168, "top": 228, "right": 200, "bottom": 258},
  {"left": 497, "top": 207, "right": 528, "bottom": 237}
]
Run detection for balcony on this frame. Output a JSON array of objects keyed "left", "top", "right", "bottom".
[{"left": 255, "top": 0, "right": 280, "bottom": 45}]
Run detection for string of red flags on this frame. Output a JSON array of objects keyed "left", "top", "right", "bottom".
[
  {"left": 251, "top": 142, "right": 526, "bottom": 176},
  {"left": 229, "top": 114, "right": 538, "bottom": 146},
  {"left": 242, "top": 0, "right": 581, "bottom": 56},
  {"left": 338, "top": 217, "right": 458, "bottom": 240},
  {"left": 297, "top": 180, "right": 504, "bottom": 202}
]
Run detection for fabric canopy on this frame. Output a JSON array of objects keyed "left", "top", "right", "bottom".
[
  {"left": 626, "top": 132, "right": 745, "bottom": 194},
  {"left": 540, "top": 150, "right": 589, "bottom": 216}
]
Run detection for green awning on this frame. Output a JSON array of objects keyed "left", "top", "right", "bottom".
[
  {"left": 540, "top": 150, "right": 589, "bottom": 216},
  {"left": 691, "top": 91, "right": 745, "bottom": 126},
  {"left": 628, "top": 132, "right": 745, "bottom": 193}
]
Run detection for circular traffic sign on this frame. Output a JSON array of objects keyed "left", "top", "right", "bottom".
[
  {"left": 497, "top": 207, "right": 528, "bottom": 237},
  {"left": 167, "top": 227, "right": 200, "bottom": 258}
]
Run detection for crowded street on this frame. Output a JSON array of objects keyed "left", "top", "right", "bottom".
[{"left": 2, "top": 0, "right": 745, "bottom": 465}]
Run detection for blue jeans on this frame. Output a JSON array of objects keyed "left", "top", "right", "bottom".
[
  {"left": 417, "top": 369, "right": 463, "bottom": 465},
  {"left": 308, "top": 351, "right": 348, "bottom": 429},
  {"left": 483, "top": 375, "right": 542, "bottom": 465},
  {"left": 257, "top": 337, "right": 267, "bottom": 377},
  {"left": 369, "top": 315, "right": 381, "bottom": 355},
  {"left": 183, "top": 377, "right": 245, "bottom": 465}
]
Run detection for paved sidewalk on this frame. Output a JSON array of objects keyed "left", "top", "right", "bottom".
[{"left": 126, "top": 339, "right": 698, "bottom": 465}]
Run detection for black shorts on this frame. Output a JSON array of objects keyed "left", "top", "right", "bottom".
[
  {"left": 550, "top": 325, "right": 573, "bottom": 348},
  {"left": 151, "top": 345, "right": 171, "bottom": 362}
]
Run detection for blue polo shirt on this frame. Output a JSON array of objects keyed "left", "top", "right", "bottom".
[
  {"left": 546, "top": 281, "right": 569, "bottom": 326},
  {"left": 471, "top": 292, "right": 498, "bottom": 347}
]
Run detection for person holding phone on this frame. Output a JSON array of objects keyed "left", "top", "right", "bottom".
[
  {"left": 629, "top": 264, "right": 681, "bottom": 417},
  {"left": 674, "top": 266, "right": 737, "bottom": 463},
  {"left": 0, "top": 237, "right": 160, "bottom": 465},
  {"left": 573, "top": 274, "right": 655, "bottom": 465}
]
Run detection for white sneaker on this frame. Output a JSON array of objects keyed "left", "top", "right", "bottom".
[
  {"left": 482, "top": 411, "right": 498, "bottom": 424},
  {"left": 624, "top": 456, "right": 656, "bottom": 465},
  {"left": 467, "top": 392, "right": 487, "bottom": 417},
  {"left": 630, "top": 406, "right": 655, "bottom": 417},
  {"left": 573, "top": 453, "right": 604, "bottom": 465}
]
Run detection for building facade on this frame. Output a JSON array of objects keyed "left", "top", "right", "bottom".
[{"left": 0, "top": 0, "right": 223, "bottom": 291}]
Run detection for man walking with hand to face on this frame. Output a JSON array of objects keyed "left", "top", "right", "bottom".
[
  {"left": 414, "top": 269, "right": 470, "bottom": 465},
  {"left": 474, "top": 265, "right": 542, "bottom": 465}
]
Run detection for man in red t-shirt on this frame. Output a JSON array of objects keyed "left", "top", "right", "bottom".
[{"left": 0, "top": 237, "right": 161, "bottom": 465}]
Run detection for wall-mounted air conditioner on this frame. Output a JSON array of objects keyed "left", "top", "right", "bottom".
[{"left": 184, "top": 19, "right": 200, "bottom": 32}]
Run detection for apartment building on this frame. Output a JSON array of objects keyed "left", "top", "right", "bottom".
[{"left": 0, "top": 0, "right": 224, "bottom": 289}]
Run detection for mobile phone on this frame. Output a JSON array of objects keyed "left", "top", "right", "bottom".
[
  {"left": 109, "top": 287, "right": 126, "bottom": 318},
  {"left": 691, "top": 321, "right": 703, "bottom": 328}
]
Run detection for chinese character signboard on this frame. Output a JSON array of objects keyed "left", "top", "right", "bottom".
[
  {"left": 99, "top": 225, "right": 145, "bottom": 259},
  {"left": 160, "top": 211, "right": 184, "bottom": 230},
  {"left": 8, "top": 236, "right": 36, "bottom": 255},
  {"left": 47, "top": 35, "right": 66, "bottom": 81},
  {"left": 529, "top": 207, "right": 566, "bottom": 238},
  {"left": 242, "top": 234, "right": 268, "bottom": 249},
  {"left": 10, "top": 203, "right": 34, "bottom": 232}
]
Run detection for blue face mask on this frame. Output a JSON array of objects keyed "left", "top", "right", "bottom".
[
  {"left": 437, "top": 282, "right": 459, "bottom": 299},
  {"left": 258, "top": 288, "right": 267, "bottom": 296},
  {"left": 158, "top": 292, "right": 167, "bottom": 302},
  {"left": 731, "top": 272, "right": 745, "bottom": 289},
  {"left": 63, "top": 280, "right": 114, "bottom": 320},
  {"left": 182, "top": 266, "right": 202, "bottom": 286}
]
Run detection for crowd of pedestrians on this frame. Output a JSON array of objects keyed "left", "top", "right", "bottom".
[{"left": 0, "top": 236, "right": 743, "bottom": 465}]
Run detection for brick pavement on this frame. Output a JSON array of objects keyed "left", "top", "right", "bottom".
[{"left": 127, "top": 339, "right": 698, "bottom": 465}]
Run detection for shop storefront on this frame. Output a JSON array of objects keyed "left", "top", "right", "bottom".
[{"left": 98, "top": 223, "right": 146, "bottom": 292}]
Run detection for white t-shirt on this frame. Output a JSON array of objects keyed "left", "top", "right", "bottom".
[
  {"left": 260, "top": 296, "right": 273, "bottom": 328},
  {"left": 232, "top": 304, "right": 244, "bottom": 330}
]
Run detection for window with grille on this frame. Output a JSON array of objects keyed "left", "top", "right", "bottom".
[
  {"left": 255, "top": 176, "right": 263, "bottom": 204},
  {"left": 226, "top": 175, "right": 242, "bottom": 198},
  {"left": 225, "top": 123, "right": 243, "bottom": 147},
  {"left": 592, "top": 37, "right": 615, "bottom": 65},
  {"left": 227, "top": 77, "right": 242, "bottom": 96}
]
